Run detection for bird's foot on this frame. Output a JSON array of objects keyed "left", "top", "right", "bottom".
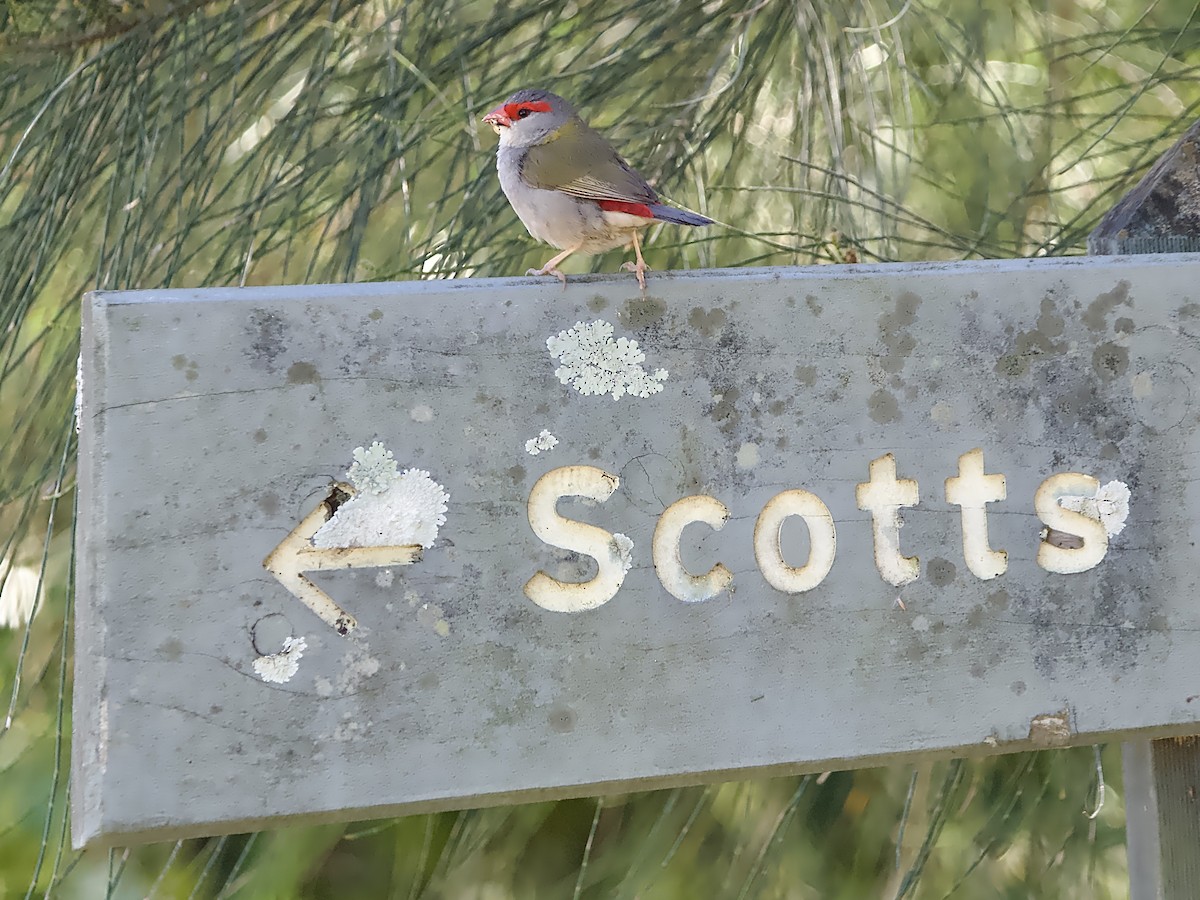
[
  {"left": 620, "top": 260, "right": 650, "bottom": 290},
  {"left": 527, "top": 266, "right": 568, "bottom": 286}
]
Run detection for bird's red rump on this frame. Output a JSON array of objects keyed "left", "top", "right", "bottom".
[
  {"left": 503, "top": 100, "right": 553, "bottom": 121},
  {"left": 597, "top": 199, "right": 655, "bottom": 218}
]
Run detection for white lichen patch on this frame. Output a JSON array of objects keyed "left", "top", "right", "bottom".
[
  {"left": 735, "top": 442, "right": 760, "bottom": 470},
  {"left": 410, "top": 404, "right": 434, "bottom": 422},
  {"left": 1061, "top": 480, "right": 1131, "bottom": 537},
  {"left": 346, "top": 442, "right": 400, "bottom": 495},
  {"left": 337, "top": 642, "right": 381, "bottom": 692},
  {"left": 332, "top": 720, "right": 368, "bottom": 742},
  {"left": 313, "top": 441, "right": 450, "bottom": 548},
  {"left": 417, "top": 602, "right": 451, "bottom": 637},
  {"left": 253, "top": 635, "right": 307, "bottom": 684},
  {"left": 546, "top": 320, "right": 668, "bottom": 400},
  {"left": 930, "top": 401, "right": 955, "bottom": 426},
  {"left": 613, "top": 532, "right": 635, "bottom": 575},
  {"left": 525, "top": 429, "right": 559, "bottom": 456},
  {"left": 375, "top": 569, "right": 394, "bottom": 588}
]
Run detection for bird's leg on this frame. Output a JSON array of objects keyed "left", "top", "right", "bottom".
[
  {"left": 527, "top": 246, "right": 578, "bottom": 286},
  {"left": 619, "top": 231, "right": 650, "bottom": 290}
]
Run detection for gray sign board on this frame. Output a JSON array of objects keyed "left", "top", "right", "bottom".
[{"left": 74, "top": 257, "right": 1200, "bottom": 847}]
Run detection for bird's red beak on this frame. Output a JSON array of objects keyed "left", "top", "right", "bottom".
[{"left": 482, "top": 106, "right": 511, "bottom": 133}]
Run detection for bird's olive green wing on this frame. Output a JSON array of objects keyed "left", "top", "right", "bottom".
[{"left": 521, "top": 118, "right": 658, "bottom": 203}]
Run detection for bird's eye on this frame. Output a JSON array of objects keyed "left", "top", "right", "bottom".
[{"left": 517, "top": 108, "right": 531, "bottom": 119}]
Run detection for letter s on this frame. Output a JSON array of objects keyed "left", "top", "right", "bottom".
[{"left": 524, "top": 466, "right": 629, "bottom": 612}]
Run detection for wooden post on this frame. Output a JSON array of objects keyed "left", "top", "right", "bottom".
[
  {"left": 1088, "top": 119, "right": 1200, "bottom": 256},
  {"left": 1089, "top": 120, "right": 1200, "bottom": 900}
]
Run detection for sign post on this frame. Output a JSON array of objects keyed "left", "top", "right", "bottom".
[
  {"left": 1088, "top": 117, "right": 1200, "bottom": 900},
  {"left": 73, "top": 257, "right": 1200, "bottom": 849}
]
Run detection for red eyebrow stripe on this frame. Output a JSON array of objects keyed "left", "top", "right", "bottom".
[
  {"left": 597, "top": 199, "right": 655, "bottom": 218},
  {"left": 503, "top": 100, "right": 553, "bottom": 120}
]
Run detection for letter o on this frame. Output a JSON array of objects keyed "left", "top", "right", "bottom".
[{"left": 753, "top": 490, "right": 836, "bottom": 593}]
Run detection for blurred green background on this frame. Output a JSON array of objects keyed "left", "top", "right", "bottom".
[{"left": 2, "top": 0, "right": 1196, "bottom": 895}]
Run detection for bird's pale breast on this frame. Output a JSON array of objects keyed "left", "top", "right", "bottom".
[{"left": 497, "top": 147, "right": 641, "bottom": 254}]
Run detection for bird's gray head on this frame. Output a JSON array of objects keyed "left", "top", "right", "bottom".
[{"left": 482, "top": 89, "right": 577, "bottom": 149}]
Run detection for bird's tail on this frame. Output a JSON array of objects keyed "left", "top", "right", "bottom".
[{"left": 648, "top": 204, "right": 713, "bottom": 226}]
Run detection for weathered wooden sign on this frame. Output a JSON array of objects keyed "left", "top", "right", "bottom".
[{"left": 73, "top": 257, "right": 1200, "bottom": 848}]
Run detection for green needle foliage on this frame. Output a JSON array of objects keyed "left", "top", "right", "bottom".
[{"left": 0, "top": 0, "right": 1192, "bottom": 895}]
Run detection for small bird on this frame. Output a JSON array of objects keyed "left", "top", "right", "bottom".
[{"left": 482, "top": 89, "right": 711, "bottom": 289}]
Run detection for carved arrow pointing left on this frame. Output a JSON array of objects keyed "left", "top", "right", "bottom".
[{"left": 263, "top": 483, "right": 422, "bottom": 636}]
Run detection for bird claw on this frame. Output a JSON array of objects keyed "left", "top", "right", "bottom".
[
  {"left": 527, "top": 266, "right": 568, "bottom": 286},
  {"left": 620, "top": 260, "right": 650, "bottom": 290}
]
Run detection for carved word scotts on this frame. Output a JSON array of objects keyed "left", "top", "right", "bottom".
[{"left": 523, "top": 450, "right": 1116, "bottom": 613}]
